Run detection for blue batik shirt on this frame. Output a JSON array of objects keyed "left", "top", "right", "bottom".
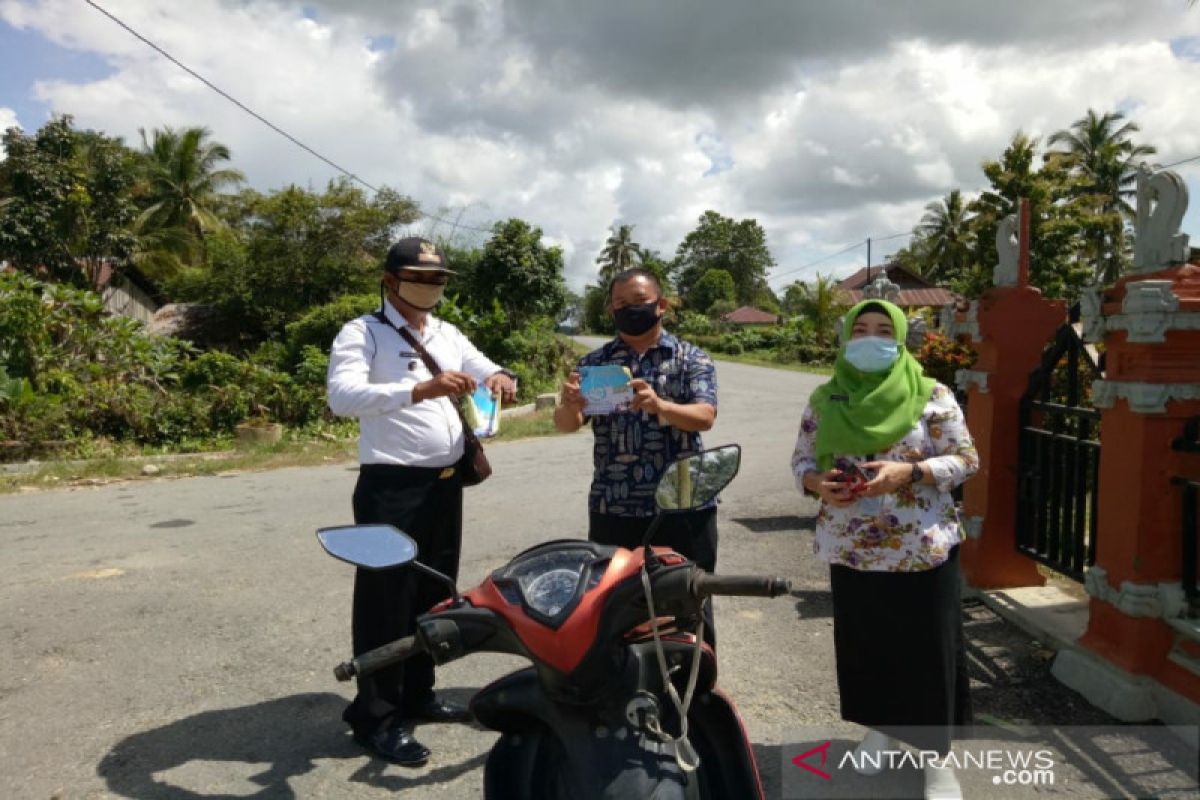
[{"left": 578, "top": 331, "right": 719, "bottom": 517}]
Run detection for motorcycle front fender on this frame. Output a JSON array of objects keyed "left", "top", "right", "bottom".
[{"left": 473, "top": 668, "right": 693, "bottom": 800}]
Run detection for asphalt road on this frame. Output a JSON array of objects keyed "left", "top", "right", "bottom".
[{"left": 2, "top": 346, "right": 1191, "bottom": 799}]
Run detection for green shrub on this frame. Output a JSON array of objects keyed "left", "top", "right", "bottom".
[
  {"left": 915, "top": 332, "right": 976, "bottom": 387},
  {"left": 283, "top": 293, "right": 377, "bottom": 366}
]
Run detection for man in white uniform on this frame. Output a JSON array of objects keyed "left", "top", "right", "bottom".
[{"left": 327, "top": 237, "right": 516, "bottom": 765}]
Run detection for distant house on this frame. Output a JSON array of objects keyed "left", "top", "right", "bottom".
[
  {"left": 720, "top": 306, "right": 780, "bottom": 326},
  {"left": 837, "top": 263, "right": 957, "bottom": 309},
  {"left": 1, "top": 259, "right": 165, "bottom": 324},
  {"left": 94, "top": 261, "right": 165, "bottom": 324}
]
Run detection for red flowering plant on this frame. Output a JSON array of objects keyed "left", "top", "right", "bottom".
[{"left": 914, "top": 331, "right": 977, "bottom": 389}]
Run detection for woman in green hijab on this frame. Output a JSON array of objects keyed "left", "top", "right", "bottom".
[{"left": 791, "top": 299, "right": 979, "bottom": 800}]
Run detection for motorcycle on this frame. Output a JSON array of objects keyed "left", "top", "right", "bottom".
[{"left": 318, "top": 444, "right": 791, "bottom": 799}]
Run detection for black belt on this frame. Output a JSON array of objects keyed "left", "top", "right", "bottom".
[{"left": 359, "top": 463, "right": 457, "bottom": 480}]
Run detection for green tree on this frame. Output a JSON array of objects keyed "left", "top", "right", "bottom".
[
  {"left": 970, "top": 131, "right": 1091, "bottom": 299},
  {"left": 135, "top": 127, "right": 243, "bottom": 238},
  {"left": 0, "top": 116, "right": 137, "bottom": 288},
  {"left": 581, "top": 283, "right": 615, "bottom": 334},
  {"left": 474, "top": 218, "right": 568, "bottom": 333},
  {"left": 636, "top": 248, "right": 674, "bottom": 293},
  {"left": 181, "top": 179, "right": 419, "bottom": 347},
  {"left": 795, "top": 274, "right": 849, "bottom": 347},
  {"left": 596, "top": 223, "right": 645, "bottom": 284},
  {"left": 689, "top": 268, "right": 736, "bottom": 313},
  {"left": 674, "top": 211, "right": 775, "bottom": 308},
  {"left": 1047, "top": 109, "right": 1156, "bottom": 283},
  {"left": 781, "top": 281, "right": 807, "bottom": 317},
  {"left": 914, "top": 189, "right": 974, "bottom": 285}
]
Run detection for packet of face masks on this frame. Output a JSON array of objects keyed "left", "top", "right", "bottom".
[
  {"left": 580, "top": 365, "right": 634, "bottom": 414},
  {"left": 461, "top": 385, "right": 501, "bottom": 438}
]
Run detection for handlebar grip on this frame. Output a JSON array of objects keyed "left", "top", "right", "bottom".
[
  {"left": 692, "top": 573, "right": 792, "bottom": 599},
  {"left": 333, "top": 635, "right": 422, "bottom": 682}
]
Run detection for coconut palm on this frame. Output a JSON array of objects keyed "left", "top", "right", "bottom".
[
  {"left": 915, "top": 189, "right": 974, "bottom": 284},
  {"left": 596, "top": 223, "right": 645, "bottom": 284},
  {"left": 1047, "top": 109, "right": 1156, "bottom": 283},
  {"left": 135, "top": 126, "right": 243, "bottom": 266},
  {"left": 797, "top": 273, "right": 849, "bottom": 347}
]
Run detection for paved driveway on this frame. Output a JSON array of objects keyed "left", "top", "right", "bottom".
[{"left": 3, "top": 351, "right": 1171, "bottom": 799}]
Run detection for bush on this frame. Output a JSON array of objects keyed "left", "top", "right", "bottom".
[
  {"left": 0, "top": 273, "right": 334, "bottom": 458},
  {"left": 283, "top": 293, "right": 377, "bottom": 367},
  {"left": 915, "top": 332, "right": 976, "bottom": 387}
]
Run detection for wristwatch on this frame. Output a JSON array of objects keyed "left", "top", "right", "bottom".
[{"left": 910, "top": 462, "right": 926, "bottom": 485}]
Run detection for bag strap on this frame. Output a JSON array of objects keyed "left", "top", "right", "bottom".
[{"left": 373, "top": 309, "right": 482, "bottom": 444}]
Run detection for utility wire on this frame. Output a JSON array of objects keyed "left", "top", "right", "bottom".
[
  {"left": 83, "top": 0, "right": 495, "bottom": 234},
  {"left": 769, "top": 230, "right": 910, "bottom": 285},
  {"left": 1160, "top": 153, "right": 1200, "bottom": 170}
]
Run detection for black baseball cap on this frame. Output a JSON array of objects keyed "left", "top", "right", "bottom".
[{"left": 384, "top": 237, "right": 455, "bottom": 274}]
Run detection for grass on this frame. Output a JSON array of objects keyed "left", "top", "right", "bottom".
[
  {"left": 709, "top": 351, "right": 834, "bottom": 376},
  {"left": 0, "top": 409, "right": 566, "bottom": 495},
  {"left": 569, "top": 331, "right": 834, "bottom": 376}
]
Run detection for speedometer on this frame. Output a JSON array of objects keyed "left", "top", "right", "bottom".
[{"left": 523, "top": 568, "right": 582, "bottom": 617}]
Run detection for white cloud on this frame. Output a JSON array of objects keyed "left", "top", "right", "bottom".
[
  {"left": 3, "top": 0, "right": 1200, "bottom": 291},
  {"left": 0, "top": 107, "right": 21, "bottom": 159}
]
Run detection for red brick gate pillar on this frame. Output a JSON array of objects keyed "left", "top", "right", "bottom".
[
  {"left": 953, "top": 200, "right": 1066, "bottom": 588},
  {"left": 1052, "top": 166, "right": 1200, "bottom": 721}
]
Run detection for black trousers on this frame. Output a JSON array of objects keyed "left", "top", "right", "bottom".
[
  {"left": 588, "top": 508, "right": 719, "bottom": 649},
  {"left": 342, "top": 464, "right": 463, "bottom": 736},
  {"left": 829, "top": 545, "right": 972, "bottom": 755}
]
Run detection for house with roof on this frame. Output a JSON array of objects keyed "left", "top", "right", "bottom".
[
  {"left": 719, "top": 305, "right": 780, "bottom": 326},
  {"left": 837, "top": 262, "right": 957, "bottom": 309}
]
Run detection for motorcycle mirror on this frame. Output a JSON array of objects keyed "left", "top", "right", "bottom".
[
  {"left": 317, "top": 524, "right": 419, "bottom": 570},
  {"left": 654, "top": 444, "right": 742, "bottom": 513}
]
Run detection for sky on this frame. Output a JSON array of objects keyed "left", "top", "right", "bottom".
[{"left": 2, "top": 0, "right": 1200, "bottom": 293}]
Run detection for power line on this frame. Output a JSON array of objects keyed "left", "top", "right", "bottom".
[
  {"left": 83, "top": 0, "right": 496, "bottom": 235},
  {"left": 768, "top": 230, "right": 910, "bottom": 285},
  {"left": 1160, "top": 153, "right": 1200, "bottom": 170}
]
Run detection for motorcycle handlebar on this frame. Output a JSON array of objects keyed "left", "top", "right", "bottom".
[
  {"left": 691, "top": 573, "right": 792, "bottom": 599},
  {"left": 333, "top": 635, "right": 423, "bottom": 682}
]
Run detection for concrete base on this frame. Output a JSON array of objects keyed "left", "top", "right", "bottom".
[
  {"left": 501, "top": 402, "right": 537, "bottom": 418},
  {"left": 1052, "top": 647, "right": 1200, "bottom": 747},
  {"left": 971, "top": 584, "right": 1089, "bottom": 650}
]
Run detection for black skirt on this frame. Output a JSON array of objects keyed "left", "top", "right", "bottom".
[{"left": 830, "top": 545, "right": 972, "bottom": 754}]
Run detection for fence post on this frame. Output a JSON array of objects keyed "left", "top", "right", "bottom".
[
  {"left": 1052, "top": 165, "right": 1200, "bottom": 721},
  {"left": 953, "top": 201, "right": 1066, "bottom": 588}
]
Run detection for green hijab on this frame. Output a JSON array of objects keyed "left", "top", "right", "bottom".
[{"left": 810, "top": 299, "right": 935, "bottom": 470}]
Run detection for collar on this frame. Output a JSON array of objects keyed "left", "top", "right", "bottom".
[
  {"left": 608, "top": 328, "right": 677, "bottom": 356},
  {"left": 382, "top": 302, "right": 439, "bottom": 336}
]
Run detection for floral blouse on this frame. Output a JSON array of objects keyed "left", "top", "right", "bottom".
[{"left": 790, "top": 383, "right": 979, "bottom": 572}]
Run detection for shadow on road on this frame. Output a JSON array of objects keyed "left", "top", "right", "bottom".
[
  {"left": 97, "top": 691, "right": 487, "bottom": 799},
  {"left": 733, "top": 514, "right": 816, "bottom": 534},
  {"left": 791, "top": 587, "right": 834, "bottom": 619}
]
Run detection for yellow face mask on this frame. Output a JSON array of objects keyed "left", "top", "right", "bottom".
[{"left": 396, "top": 280, "right": 445, "bottom": 311}]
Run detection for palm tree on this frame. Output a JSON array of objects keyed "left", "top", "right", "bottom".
[
  {"left": 1047, "top": 109, "right": 1156, "bottom": 283},
  {"left": 135, "top": 126, "right": 244, "bottom": 266},
  {"left": 798, "top": 274, "right": 849, "bottom": 347},
  {"left": 915, "top": 189, "right": 974, "bottom": 284},
  {"left": 596, "top": 223, "right": 644, "bottom": 284}
]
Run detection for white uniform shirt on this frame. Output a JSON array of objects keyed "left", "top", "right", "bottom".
[{"left": 327, "top": 303, "right": 503, "bottom": 467}]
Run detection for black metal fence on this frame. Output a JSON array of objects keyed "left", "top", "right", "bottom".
[
  {"left": 1172, "top": 417, "right": 1200, "bottom": 614},
  {"left": 1015, "top": 308, "right": 1102, "bottom": 582}
]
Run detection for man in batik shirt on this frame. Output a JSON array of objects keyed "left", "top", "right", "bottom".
[{"left": 555, "top": 268, "right": 720, "bottom": 645}]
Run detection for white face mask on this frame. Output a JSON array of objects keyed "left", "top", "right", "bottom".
[
  {"left": 395, "top": 280, "right": 445, "bottom": 311},
  {"left": 844, "top": 336, "right": 900, "bottom": 372}
]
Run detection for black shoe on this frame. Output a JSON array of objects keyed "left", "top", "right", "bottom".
[
  {"left": 403, "top": 696, "right": 473, "bottom": 724},
  {"left": 353, "top": 725, "right": 431, "bottom": 766}
]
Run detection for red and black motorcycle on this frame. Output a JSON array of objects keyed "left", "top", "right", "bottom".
[{"left": 318, "top": 444, "right": 791, "bottom": 799}]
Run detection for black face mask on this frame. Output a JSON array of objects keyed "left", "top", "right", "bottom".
[{"left": 613, "top": 300, "right": 661, "bottom": 336}]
